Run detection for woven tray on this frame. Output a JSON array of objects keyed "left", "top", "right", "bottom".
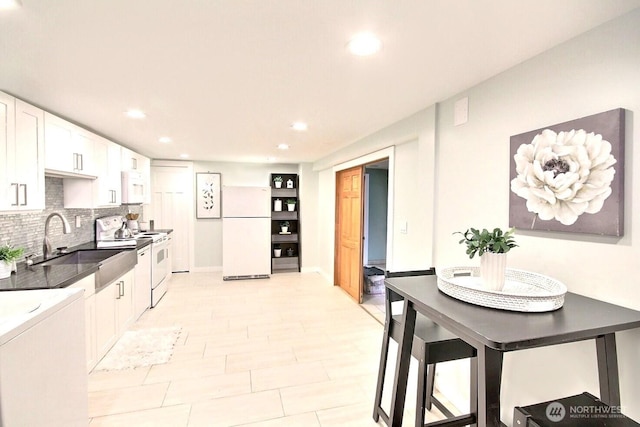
[{"left": 436, "top": 266, "right": 567, "bottom": 312}]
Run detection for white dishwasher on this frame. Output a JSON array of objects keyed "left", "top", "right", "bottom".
[{"left": 0, "top": 288, "right": 88, "bottom": 427}]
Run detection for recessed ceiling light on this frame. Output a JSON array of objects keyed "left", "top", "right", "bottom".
[
  {"left": 0, "top": 0, "right": 22, "bottom": 10},
  {"left": 125, "top": 109, "right": 146, "bottom": 119},
  {"left": 277, "top": 144, "right": 289, "bottom": 150},
  {"left": 291, "top": 122, "right": 308, "bottom": 131},
  {"left": 347, "top": 32, "right": 382, "bottom": 56},
  {"left": 158, "top": 136, "right": 172, "bottom": 143},
  {"left": 179, "top": 154, "right": 189, "bottom": 158}
]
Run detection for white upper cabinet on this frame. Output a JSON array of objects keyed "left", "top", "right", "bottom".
[
  {"left": 44, "top": 112, "right": 96, "bottom": 178},
  {"left": 0, "top": 91, "right": 45, "bottom": 211},
  {"left": 121, "top": 146, "right": 151, "bottom": 204},
  {"left": 63, "top": 135, "right": 122, "bottom": 208}
]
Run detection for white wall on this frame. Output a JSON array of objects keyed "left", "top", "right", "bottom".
[
  {"left": 313, "top": 106, "right": 437, "bottom": 280},
  {"left": 191, "top": 161, "right": 299, "bottom": 270},
  {"left": 312, "top": 8, "right": 640, "bottom": 424},
  {"left": 434, "top": 9, "right": 640, "bottom": 423}
]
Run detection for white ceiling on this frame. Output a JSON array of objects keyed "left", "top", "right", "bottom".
[{"left": 2, "top": 1, "right": 639, "bottom": 164}]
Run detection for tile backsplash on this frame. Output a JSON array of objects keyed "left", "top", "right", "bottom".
[{"left": 0, "top": 177, "right": 142, "bottom": 259}]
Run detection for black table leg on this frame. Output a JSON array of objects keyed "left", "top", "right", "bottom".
[
  {"left": 476, "top": 346, "right": 503, "bottom": 427},
  {"left": 596, "top": 333, "right": 621, "bottom": 406},
  {"left": 389, "top": 300, "right": 416, "bottom": 427},
  {"left": 470, "top": 356, "right": 478, "bottom": 427}
]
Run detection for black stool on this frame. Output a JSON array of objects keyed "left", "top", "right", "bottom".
[{"left": 373, "top": 269, "right": 477, "bottom": 427}]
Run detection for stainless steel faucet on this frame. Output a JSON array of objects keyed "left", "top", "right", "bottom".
[{"left": 43, "top": 213, "right": 72, "bottom": 259}]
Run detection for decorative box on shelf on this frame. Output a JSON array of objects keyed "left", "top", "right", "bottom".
[{"left": 436, "top": 266, "right": 567, "bottom": 312}]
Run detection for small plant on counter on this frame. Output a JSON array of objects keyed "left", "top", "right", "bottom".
[
  {"left": 0, "top": 244, "right": 24, "bottom": 263},
  {"left": 0, "top": 244, "right": 24, "bottom": 278},
  {"left": 286, "top": 199, "right": 296, "bottom": 205},
  {"left": 273, "top": 176, "right": 283, "bottom": 183},
  {"left": 280, "top": 221, "right": 290, "bottom": 229},
  {"left": 453, "top": 227, "right": 517, "bottom": 259}
]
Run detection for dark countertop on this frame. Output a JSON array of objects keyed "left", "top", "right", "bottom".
[{"left": 0, "top": 238, "right": 153, "bottom": 292}]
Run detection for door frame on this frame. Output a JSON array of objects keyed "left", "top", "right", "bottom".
[{"left": 332, "top": 147, "right": 395, "bottom": 298}]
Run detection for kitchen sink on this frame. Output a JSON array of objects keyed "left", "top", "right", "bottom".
[
  {"left": 34, "top": 249, "right": 124, "bottom": 266},
  {"left": 33, "top": 249, "right": 138, "bottom": 291}
]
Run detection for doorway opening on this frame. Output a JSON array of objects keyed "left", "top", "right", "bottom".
[
  {"left": 361, "top": 159, "right": 389, "bottom": 322},
  {"left": 333, "top": 155, "right": 390, "bottom": 315}
]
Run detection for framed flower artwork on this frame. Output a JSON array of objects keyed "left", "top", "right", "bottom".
[
  {"left": 196, "top": 172, "right": 221, "bottom": 218},
  {"left": 509, "top": 108, "right": 625, "bottom": 236}
]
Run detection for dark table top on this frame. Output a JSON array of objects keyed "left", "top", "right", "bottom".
[
  {"left": 385, "top": 275, "right": 640, "bottom": 351},
  {"left": 0, "top": 238, "right": 152, "bottom": 292}
]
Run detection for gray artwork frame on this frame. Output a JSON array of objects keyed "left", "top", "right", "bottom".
[
  {"left": 509, "top": 108, "right": 625, "bottom": 236},
  {"left": 196, "top": 172, "right": 221, "bottom": 219}
]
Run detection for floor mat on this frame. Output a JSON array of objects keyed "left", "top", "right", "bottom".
[{"left": 94, "top": 326, "right": 181, "bottom": 371}]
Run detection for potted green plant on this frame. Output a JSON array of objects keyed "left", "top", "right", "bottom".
[
  {"left": 273, "top": 176, "right": 283, "bottom": 188},
  {"left": 280, "top": 221, "right": 290, "bottom": 233},
  {"left": 454, "top": 227, "right": 517, "bottom": 291},
  {"left": 0, "top": 244, "right": 24, "bottom": 279},
  {"left": 286, "top": 199, "right": 296, "bottom": 211}
]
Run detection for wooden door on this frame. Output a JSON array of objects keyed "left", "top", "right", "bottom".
[{"left": 335, "top": 166, "right": 364, "bottom": 302}]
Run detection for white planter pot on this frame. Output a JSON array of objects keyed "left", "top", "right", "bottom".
[
  {"left": 480, "top": 252, "right": 507, "bottom": 291},
  {"left": 281, "top": 226, "right": 288, "bottom": 233},
  {"left": 274, "top": 249, "right": 282, "bottom": 258},
  {"left": 0, "top": 260, "right": 12, "bottom": 279},
  {"left": 274, "top": 181, "right": 282, "bottom": 188},
  {"left": 274, "top": 200, "right": 282, "bottom": 211},
  {"left": 287, "top": 204, "right": 295, "bottom": 212}
]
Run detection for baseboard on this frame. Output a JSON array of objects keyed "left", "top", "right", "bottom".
[{"left": 190, "top": 266, "right": 223, "bottom": 273}]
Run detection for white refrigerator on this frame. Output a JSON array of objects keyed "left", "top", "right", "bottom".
[{"left": 222, "top": 186, "right": 271, "bottom": 280}]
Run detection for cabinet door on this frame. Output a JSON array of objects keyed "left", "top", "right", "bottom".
[
  {"left": 93, "top": 137, "right": 121, "bottom": 206},
  {"left": 44, "top": 112, "right": 96, "bottom": 176},
  {"left": 72, "top": 127, "right": 96, "bottom": 176},
  {"left": 95, "top": 281, "right": 118, "bottom": 360},
  {"left": 134, "top": 247, "right": 152, "bottom": 319},
  {"left": 84, "top": 295, "right": 97, "bottom": 372},
  {"left": 44, "top": 112, "right": 75, "bottom": 172},
  {"left": 14, "top": 99, "right": 45, "bottom": 210},
  {"left": 0, "top": 92, "right": 15, "bottom": 210},
  {"left": 116, "top": 269, "right": 135, "bottom": 333}
]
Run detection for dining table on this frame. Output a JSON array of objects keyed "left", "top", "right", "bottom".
[{"left": 382, "top": 274, "right": 640, "bottom": 427}]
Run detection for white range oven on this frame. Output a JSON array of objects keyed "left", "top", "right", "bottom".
[
  {"left": 138, "top": 232, "right": 169, "bottom": 307},
  {"left": 95, "top": 216, "right": 169, "bottom": 308}
]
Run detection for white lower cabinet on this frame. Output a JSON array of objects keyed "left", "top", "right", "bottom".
[
  {"left": 68, "top": 274, "right": 97, "bottom": 373},
  {"left": 94, "top": 268, "right": 135, "bottom": 368},
  {"left": 95, "top": 279, "right": 118, "bottom": 364},
  {"left": 134, "top": 245, "right": 152, "bottom": 320}
]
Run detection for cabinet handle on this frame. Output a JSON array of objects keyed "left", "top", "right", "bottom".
[
  {"left": 73, "top": 153, "right": 78, "bottom": 170},
  {"left": 78, "top": 153, "right": 83, "bottom": 171},
  {"left": 11, "top": 183, "right": 19, "bottom": 206},
  {"left": 132, "top": 157, "right": 137, "bottom": 170},
  {"left": 19, "top": 184, "right": 27, "bottom": 206},
  {"left": 120, "top": 281, "right": 125, "bottom": 297}
]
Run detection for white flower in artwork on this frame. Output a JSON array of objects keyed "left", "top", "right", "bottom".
[{"left": 510, "top": 129, "right": 616, "bottom": 226}]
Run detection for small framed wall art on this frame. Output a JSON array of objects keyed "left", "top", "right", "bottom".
[{"left": 196, "top": 172, "right": 221, "bottom": 218}]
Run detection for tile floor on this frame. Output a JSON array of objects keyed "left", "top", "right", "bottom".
[{"left": 88, "top": 272, "right": 450, "bottom": 426}]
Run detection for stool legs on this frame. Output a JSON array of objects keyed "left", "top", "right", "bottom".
[
  {"left": 373, "top": 318, "right": 391, "bottom": 422},
  {"left": 425, "top": 363, "right": 436, "bottom": 410}
]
